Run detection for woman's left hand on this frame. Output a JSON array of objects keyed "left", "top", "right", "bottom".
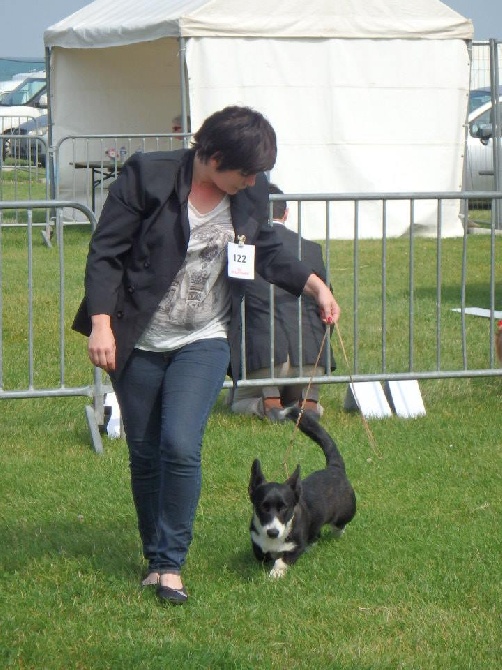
[{"left": 303, "top": 273, "right": 341, "bottom": 324}]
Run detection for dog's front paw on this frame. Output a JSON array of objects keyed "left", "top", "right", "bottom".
[
  {"left": 269, "top": 558, "right": 288, "bottom": 579},
  {"left": 332, "top": 525, "right": 346, "bottom": 539}
]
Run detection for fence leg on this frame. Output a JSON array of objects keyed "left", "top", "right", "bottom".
[
  {"left": 85, "top": 404, "right": 104, "bottom": 454},
  {"left": 85, "top": 366, "right": 108, "bottom": 454},
  {"left": 41, "top": 221, "right": 54, "bottom": 248}
]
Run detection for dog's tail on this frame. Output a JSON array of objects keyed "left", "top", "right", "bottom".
[{"left": 284, "top": 406, "right": 346, "bottom": 470}]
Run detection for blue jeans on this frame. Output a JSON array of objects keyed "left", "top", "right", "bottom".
[{"left": 111, "top": 339, "right": 230, "bottom": 574}]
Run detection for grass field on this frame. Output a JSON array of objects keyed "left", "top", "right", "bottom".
[
  {"left": 0, "top": 163, "right": 50, "bottom": 222},
  {"left": 0, "top": 183, "right": 501, "bottom": 669},
  {"left": 1, "top": 381, "right": 500, "bottom": 669}
]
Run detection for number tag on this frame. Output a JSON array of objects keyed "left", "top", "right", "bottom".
[{"left": 227, "top": 241, "right": 255, "bottom": 280}]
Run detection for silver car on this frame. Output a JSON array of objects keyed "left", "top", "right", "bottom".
[
  {"left": 465, "top": 97, "right": 502, "bottom": 192},
  {"left": 468, "top": 87, "right": 502, "bottom": 115},
  {"left": 10, "top": 114, "right": 48, "bottom": 167},
  {"left": 0, "top": 75, "right": 46, "bottom": 159}
]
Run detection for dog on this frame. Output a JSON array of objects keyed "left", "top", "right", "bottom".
[{"left": 248, "top": 406, "right": 356, "bottom": 578}]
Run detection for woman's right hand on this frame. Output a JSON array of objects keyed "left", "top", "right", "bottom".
[{"left": 88, "top": 314, "right": 116, "bottom": 372}]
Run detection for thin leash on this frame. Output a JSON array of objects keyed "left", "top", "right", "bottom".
[
  {"left": 332, "top": 322, "right": 383, "bottom": 460},
  {"left": 283, "top": 327, "right": 329, "bottom": 476},
  {"left": 282, "top": 322, "right": 382, "bottom": 477}
]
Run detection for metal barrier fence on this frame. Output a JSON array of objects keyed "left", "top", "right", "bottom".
[
  {"left": 471, "top": 40, "right": 502, "bottom": 90},
  {"left": 0, "top": 129, "right": 50, "bottom": 225},
  {"left": 1, "top": 193, "right": 500, "bottom": 454},
  {"left": 258, "top": 192, "right": 502, "bottom": 388},
  {"left": 467, "top": 40, "right": 501, "bottom": 222},
  {"left": 0, "top": 200, "right": 110, "bottom": 453},
  {"left": 54, "top": 133, "right": 191, "bottom": 217}
]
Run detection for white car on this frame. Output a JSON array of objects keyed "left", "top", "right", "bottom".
[
  {"left": 466, "top": 97, "right": 502, "bottom": 192},
  {"left": 0, "top": 75, "right": 47, "bottom": 158}
]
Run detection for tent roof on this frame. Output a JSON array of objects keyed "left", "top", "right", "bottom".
[{"left": 44, "top": 0, "right": 473, "bottom": 49}]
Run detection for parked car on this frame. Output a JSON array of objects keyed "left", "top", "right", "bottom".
[
  {"left": 0, "top": 75, "right": 47, "bottom": 158},
  {"left": 468, "top": 86, "right": 502, "bottom": 115},
  {"left": 465, "top": 97, "right": 502, "bottom": 192},
  {"left": 0, "top": 69, "right": 45, "bottom": 96},
  {"left": 10, "top": 114, "right": 48, "bottom": 167}
]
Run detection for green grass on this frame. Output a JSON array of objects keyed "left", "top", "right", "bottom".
[
  {"left": 1, "top": 385, "right": 500, "bottom": 669},
  {"left": 326, "top": 234, "right": 501, "bottom": 375},
  {"left": 0, "top": 166, "right": 49, "bottom": 222},
  {"left": 468, "top": 205, "right": 498, "bottom": 229},
  {"left": 0, "top": 222, "right": 501, "bottom": 669}
]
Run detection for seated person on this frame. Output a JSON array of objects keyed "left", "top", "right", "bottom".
[
  {"left": 171, "top": 114, "right": 191, "bottom": 133},
  {"left": 228, "top": 184, "right": 335, "bottom": 421}
]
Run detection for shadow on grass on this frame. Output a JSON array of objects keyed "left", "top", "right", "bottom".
[
  {"left": 415, "top": 282, "right": 502, "bottom": 309},
  {"left": 223, "top": 527, "right": 345, "bottom": 583},
  {"left": 0, "top": 518, "right": 139, "bottom": 580}
]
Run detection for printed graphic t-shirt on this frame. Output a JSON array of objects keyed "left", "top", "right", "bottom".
[{"left": 136, "top": 195, "right": 234, "bottom": 352}]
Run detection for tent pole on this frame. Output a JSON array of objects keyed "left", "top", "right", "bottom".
[
  {"left": 489, "top": 39, "right": 501, "bottom": 229},
  {"left": 461, "top": 40, "right": 473, "bottom": 232},
  {"left": 179, "top": 36, "right": 189, "bottom": 148},
  {"left": 45, "top": 45, "right": 57, "bottom": 244},
  {"left": 45, "top": 46, "right": 55, "bottom": 202}
]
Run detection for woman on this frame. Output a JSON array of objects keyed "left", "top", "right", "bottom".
[{"left": 73, "top": 106, "right": 340, "bottom": 605}]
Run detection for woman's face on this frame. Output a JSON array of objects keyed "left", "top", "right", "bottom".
[{"left": 208, "top": 157, "right": 257, "bottom": 194}]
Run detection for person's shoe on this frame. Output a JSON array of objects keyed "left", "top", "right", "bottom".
[
  {"left": 141, "top": 571, "right": 159, "bottom": 587},
  {"left": 299, "top": 400, "right": 324, "bottom": 419},
  {"left": 262, "top": 398, "right": 286, "bottom": 423},
  {"left": 156, "top": 583, "right": 188, "bottom": 605}
]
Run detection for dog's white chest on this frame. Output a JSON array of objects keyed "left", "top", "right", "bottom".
[
  {"left": 251, "top": 514, "right": 296, "bottom": 556},
  {"left": 251, "top": 531, "right": 296, "bottom": 556}
]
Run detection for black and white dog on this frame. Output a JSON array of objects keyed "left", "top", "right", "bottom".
[{"left": 249, "top": 407, "right": 356, "bottom": 578}]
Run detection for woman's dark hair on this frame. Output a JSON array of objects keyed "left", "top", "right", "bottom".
[{"left": 192, "top": 106, "right": 277, "bottom": 174}]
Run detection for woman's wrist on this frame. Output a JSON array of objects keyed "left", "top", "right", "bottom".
[{"left": 91, "top": 314, "right": 112, "bottom": 331}]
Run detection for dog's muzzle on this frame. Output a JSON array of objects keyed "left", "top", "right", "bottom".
[{"left": 267, "top": 529, "right": 280, "bottom": 538}]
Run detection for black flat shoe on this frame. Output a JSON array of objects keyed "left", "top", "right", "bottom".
[{"left": 156, "top": 583, "right": 188, "bottom": 605}]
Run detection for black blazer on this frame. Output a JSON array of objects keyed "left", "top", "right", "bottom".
[
  {"left": 72, "top": 149, "right": 312, "bottom": 380},
  {"left": 243, "top": 223, "right": 335, "bottom": 374}
]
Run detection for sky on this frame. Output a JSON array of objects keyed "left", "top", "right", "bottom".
[
  {"left": 444, "top": 0, "right": 502, "bottom": 40},
  {"left": 0, "top": 0, "right": 501, "bottom": 58},
  {"left": 0, "top": 0, "right": 91, "bottom": 57}
]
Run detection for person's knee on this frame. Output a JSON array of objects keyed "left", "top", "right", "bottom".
[
  {"left": 128, "top": 444, "right": 160, "bottom": 478},
  {"left": 161, "top": 429, "right": 201, "bottom": 467}
]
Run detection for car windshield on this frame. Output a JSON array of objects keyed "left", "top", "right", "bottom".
[
  {"left": 0, "top": 77, "right": 46, "bottom": 106},
  {"left": 469, "top": 86, "right": 502, "bottom": 115},
  {"left": 469, "top": 90, "right": 493, "bottom": 115}
]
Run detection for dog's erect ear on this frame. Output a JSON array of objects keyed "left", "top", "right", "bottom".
[
  {"left": 286, "top": 465, "right": 302, "bottom": 503},
  {"left": 249, "top": 459, "right": 266, "bottom": 498}
]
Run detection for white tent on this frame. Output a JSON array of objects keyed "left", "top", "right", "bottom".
[{"left": 44, "top": 0, "right": 473, "bottom": 238}]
